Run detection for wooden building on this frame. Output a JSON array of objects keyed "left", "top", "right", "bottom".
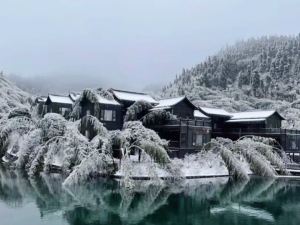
[
  {"left": 148, "top": 96, "right": 212, "bottom": 158},
  {"left": 211, "top": 110, "right": 300, "bottom": 162},
  {"left": 225, "top": 110, "right": 284, "bottom": 129},
  {"left": 44, "top": 94, "right": 74, "bottom": 118},
  {"left": 198, "top": 107, "right": 232, "bottom": 130},
  {"left": 152, "top": 96, "right": 198, "bottom": 119}
]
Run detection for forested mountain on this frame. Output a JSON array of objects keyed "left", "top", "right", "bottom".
[{"left": 161, "top": 34, "right": 300, "bottom": 129}]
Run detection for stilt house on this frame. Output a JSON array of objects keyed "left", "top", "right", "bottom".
[{"left": 148, "top": 96, "right": 212, "bottom": 158}]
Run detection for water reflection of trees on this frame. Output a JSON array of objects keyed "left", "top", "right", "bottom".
[{"left": 0, "top": 167, "right": 300, "bottom": 225}]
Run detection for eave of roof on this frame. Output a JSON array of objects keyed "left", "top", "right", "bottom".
[
  {"left": 194, "top": 110, "right": 209, "bottom": 119},
  {"left": 226, "top": 118, "right": 266, "bottom": 123},
  {"left": 199, "top": 107, "right": 232, "bottom": 118},
  {"left": 110, "top": 88, "right": 158, "bottom": 104},
  {"left": 230, "top": 110, "right": 285, "bottom": 120},
  {"left": 48, "top": 94, "right": 73, "bottom": 105}
]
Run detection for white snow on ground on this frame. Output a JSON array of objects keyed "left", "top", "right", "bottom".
[{"left": 114, "top": 151, "right": 253, "bottom": 178}]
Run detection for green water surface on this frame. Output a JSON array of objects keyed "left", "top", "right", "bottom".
[{"left": 0, "top": 167, "right": 299, "bottom": 225}]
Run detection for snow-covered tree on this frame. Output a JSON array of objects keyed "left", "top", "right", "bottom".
[{"left": 124, "top": 100, "right": 153, "bottom": 122}]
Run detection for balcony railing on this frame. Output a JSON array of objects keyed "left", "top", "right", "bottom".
[
  {"left": 213, "top": 128, "right": 300, "bottom": 135},
  {"left": 163, "top": 119, "right": 211, "bottom": 127}
]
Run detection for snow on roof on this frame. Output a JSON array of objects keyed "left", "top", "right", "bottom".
[
  {"left": 69, "top": 92, "right": 81, "bottom": 102},
  {"left": 111, "top": 89, "right": 158, "bottom": 104},
  {"left": 194, "top": 110, "right": 209, "bottom": 118},
  {"left": 200, "top": 107, "right": 232, "bottom": 117},
  {"left": 96, "top": 95, "right": 120, "bottom": 105},
  {"left": 36, "top": 96, "right": 47, "bottom": 103},
  {"left": 230, "top": 110, "right": 283, "bottom": 120},
  {"left": 226, "top": 118, "right": 266, "bottom": 123},
  {"left": 154, "top": 96, "right": 186, "bottom": 108},
  {"left": 227, "top": 110, "right": 285, "bottom": 122},
  {"left": 48, "top": 94, "right": 73, "bottom": 105}
]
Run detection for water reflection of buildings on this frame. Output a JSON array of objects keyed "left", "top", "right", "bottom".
[{"left": 0, "top": 167, "right": 300, "bottom": 225}]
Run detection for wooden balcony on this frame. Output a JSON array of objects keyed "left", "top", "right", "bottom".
[
  {"left": 149, "top": 118, "right": 211, "bottom": 128},
  {"left": 213, "top": 128, "right": 300, "bottom": 136}
]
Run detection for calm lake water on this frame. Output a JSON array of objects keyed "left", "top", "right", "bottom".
[{"left": 0, "top": 167, "right": 300, "bottom": 225}]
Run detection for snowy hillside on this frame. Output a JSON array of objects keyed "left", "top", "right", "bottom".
[
  {"left": 0, "top": 74, "right": 32, "bottom": 117},
  {"left": 161, "top": 35, "right": 300, "bottom": 129}
]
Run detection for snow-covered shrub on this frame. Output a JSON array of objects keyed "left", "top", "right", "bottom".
[
  {"left": 206, "top": 137, "right": 286, "bottom": 179},
  {"left": 63, "top": 150, "right": 115, "bottom": 186},
  {"left": 237, "top": 136, "right": 289, "bottom": 175},
  {"left": 124, "top": 100, "right": 153, "bottom": 122},
  {"left": 142, "top": 109, "right": 175, "bottom": 126},
  {"left": 28, "top": 145, "right": 48, "bottom": 176},
  {"left": 15, "top": 129, "right": 42, "bottom": 169},
  {"left": 140, "top": 140, "right": 170, "bottom": 165},
  {"left": 70, "top": 89, "right": 100, "bottom": 120},
  {"left": 0, "top": 116, "right": 36, "bottom": 157},
  {"left": 71, "top": 88, "right": 115, "bottom": 120},
  {"left": 237, "top": 142, "right": 277, "bottom": 178},
  {"left": 38, "top": 113, "right": 66, "bottom": 141},
  {"left": 122, "top": 121, "right": 168, "bottom": 148},
  {"left": 78, "top": 115, "right": 108, "bottom": 140},
  {"left": 209, "top": 139, "right": 249, "bottom": 180},
  {"left": 8, "top": 108, "right": 31, "bottom": 119}
]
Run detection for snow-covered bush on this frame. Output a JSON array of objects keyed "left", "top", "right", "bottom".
[
  {"left": 122, "top": 121, "right": 168, "bottom": 148},
  {"left": 38, "top": 113, "right": 66, "bottom": 141},
  {"left": 8, "top": 108, "right": 31, "bottom": 119},
  {"left": 15, "top": 129, "right": 42, "bottom": 169},
  {"left": 140, "top": 140, "right": 171, "bottom": 165},
  {"left": 63, "top": 150, "right": 115, "bottom": 186},
  {"left": 78, "top": 115, "right": 108, "bottom": 140},
  {"left": 205, "top": 137, "right": 289, "bottom": 180},
  {"left": 71, "top": 88, "right": 115, "bottom": 120},
  {"left": 237, "top": 136, "right": 289, "bottom": 175},
  {"left": 0, "top": 116, "right": 36, "bottom": 157},
  {"left": 142, "top": 109, "right": 175, "bottom": 126},
  {"left": 124, "top": 100, "right": 153, "bottom": 122}
]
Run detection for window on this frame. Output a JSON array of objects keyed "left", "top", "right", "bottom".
[
  {"left": 100, "top": 109, "right": 116, "bottom": 122},
  {"left": 193, "top": 134, "right": 203, "bottom": 146},
  {"left": 60, "top": 107, "right": 70, "bottom": 116}
]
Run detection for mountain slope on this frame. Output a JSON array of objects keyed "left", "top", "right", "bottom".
[
  {"left": 0, "top": 73, "right": 32, "bottom": 117},
  {"left": 161, "top": 34, "right": 300, "bottom": 128}
]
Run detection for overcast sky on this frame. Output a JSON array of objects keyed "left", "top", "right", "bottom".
[{"left": 1, "top": 0, "right": 300, "bottom": 93}]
